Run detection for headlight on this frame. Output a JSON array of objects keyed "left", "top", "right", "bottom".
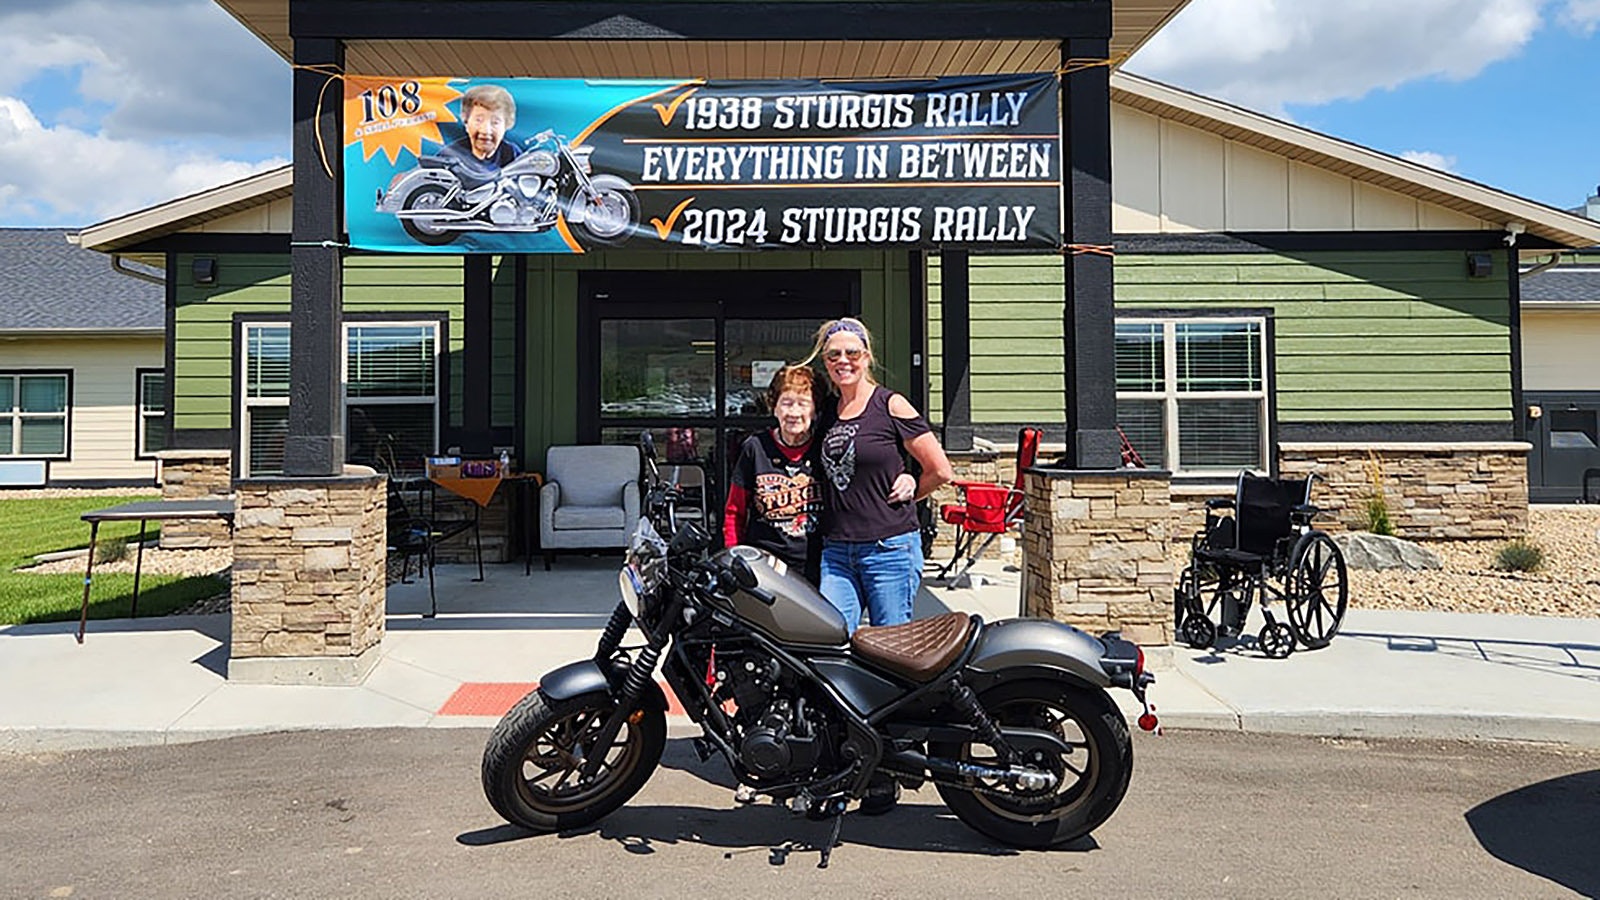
[
  {"left": 572, "top": 146, "right": 594, "bottom": 174},
  {"left": 618, "top": 564, "right": 645, "bottom": 616}
]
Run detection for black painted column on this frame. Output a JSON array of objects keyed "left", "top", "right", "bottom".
[
  {"left": 1061, "top": 39, "right": 1121, "bottom": 468},
  {"left": 462, "top": 255, "right": 495, "bottom": 452},
  {"left": 285, "top": 38, "right": 346, "bottom": 476},
  {"left": 940, "top": 250, "right": 973, "bottom": 451}
]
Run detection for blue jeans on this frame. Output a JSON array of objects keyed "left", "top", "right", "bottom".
[{"left": 820, "top": 532, "right": 923, "bottom": 633}]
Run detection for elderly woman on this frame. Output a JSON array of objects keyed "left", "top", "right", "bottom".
[
  {"left": 723, "top": 365, "right": 826, "bottom": 583},
  {"left": 807, "top": 317, "right": 954, "bottom": 634}
]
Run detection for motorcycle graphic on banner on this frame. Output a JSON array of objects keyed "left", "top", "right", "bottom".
[{"left": 342, "top": 74, "right": 1061, "bottom": 254}]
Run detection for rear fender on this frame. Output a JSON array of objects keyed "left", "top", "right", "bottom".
[
  {"left": 965, "top": 618, "right": 1112, "bottom": 689},
  {"left": 539, "top": 658, "right": 668, "bottom": 713}
]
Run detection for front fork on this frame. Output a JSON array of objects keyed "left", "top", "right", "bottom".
[{"left": 580, "top": 601, "right": 665, "bottom": 780}]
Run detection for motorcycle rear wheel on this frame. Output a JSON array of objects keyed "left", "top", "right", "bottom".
[
  {"left": 931, "top": 680, "right": 1132, "bottom": 849},
  {"left": 481, "top": 689, "right": 665, "bottom": 832},
  {"left": 400, "top": 184, "right": 459, "bottom": 246}
]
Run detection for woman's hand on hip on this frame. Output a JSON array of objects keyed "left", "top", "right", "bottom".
[{"left": 888, "top": 472, "right": 917, "bottom": 504}]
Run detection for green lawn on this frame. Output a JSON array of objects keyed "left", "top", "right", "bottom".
[{"left": 0, "top": 495, "right": 228, "bottom": 626}]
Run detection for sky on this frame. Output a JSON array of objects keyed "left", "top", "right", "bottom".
[{"left": 0, "top": 0, "right": 1596, "bottom": 229}]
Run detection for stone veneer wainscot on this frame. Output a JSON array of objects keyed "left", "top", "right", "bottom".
[{"left": 228, "top": 466, "right": 387, "bottom": 685}]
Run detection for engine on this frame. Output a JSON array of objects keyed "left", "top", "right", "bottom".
[{"left": 709, "top": 646, "right": 838, "bottom": 780}]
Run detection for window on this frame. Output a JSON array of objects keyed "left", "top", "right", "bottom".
[
  {"left": 241, "top": 324, "right": 290, "bottom": 476},
  {"left": 343, "top": 322, "right": 438, "bottom": 474},
  {"left": 136, "top": 369, "right": 167, "bottom": 458},
  {"left": 0, "top": 372, "right": 70, "bottom": 458},
  {"left": 1114, "top": 317, "right": 1268, "bottom": 474},
  {"left": 239, "top": 321, "right": 440, "bottom": 477}
]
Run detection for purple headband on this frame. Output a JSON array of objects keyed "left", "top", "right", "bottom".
[{"left": 824, "top": 319, "right": 868, "bottom": 343}]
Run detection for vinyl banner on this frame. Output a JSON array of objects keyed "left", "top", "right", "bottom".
[{"left": 343, "top": 74, "right": 1060, "bottom": 253}]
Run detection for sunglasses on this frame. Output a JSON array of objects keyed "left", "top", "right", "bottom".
[{"left": 824, "top": 347, "right": 866, "bottom": 362}]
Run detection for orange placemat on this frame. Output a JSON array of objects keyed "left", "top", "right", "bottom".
[{"left": 427, "top": 461, "right": 503, "bottom": 508}]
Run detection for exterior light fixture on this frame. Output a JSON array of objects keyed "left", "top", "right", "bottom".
[{"left": 192, "top": 257, "right": 218, "bottom": 285}]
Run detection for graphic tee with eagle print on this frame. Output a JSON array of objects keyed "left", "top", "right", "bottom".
[
  {"left": 819, "top": 386, "right": 931, "bottom": 542},
  {"left": 725, "top": 430, "right": 823, "bottom": 569}
]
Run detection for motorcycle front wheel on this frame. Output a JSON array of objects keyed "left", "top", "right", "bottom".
[
  {"left": 481, "top": 688, "right": 665, "bottom": 832},
  {"left": 569, "top": 175, "right": 639, "bottom": 246},
  {"left": 930, "top": 679, "right": 1132, "bottom": 849}
]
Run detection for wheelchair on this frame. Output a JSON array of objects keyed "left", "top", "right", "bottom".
[{"left": 1174, "top": 472, "right": 1348, "bottom": 659}]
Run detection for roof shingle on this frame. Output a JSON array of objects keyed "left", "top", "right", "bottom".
[{"left": 0, "top": 228, "right": 162, "bottom": 331}]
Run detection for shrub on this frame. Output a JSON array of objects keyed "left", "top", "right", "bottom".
[
  {"left": 1495, "top": 539, "right": 1544, "bottom": 573},
  {"left": 95, "top": 536, "right": 129, "bottom": 564},
  {"left": 1361, "top": 452, "right": 1394, "bottom": 536},
  {"left": 1362, "top": 496, "right": 1393, "bottom": 537}
]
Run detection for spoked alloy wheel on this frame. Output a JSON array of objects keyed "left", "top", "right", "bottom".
[
  {"left": 931, "top": 680, "right": 1133, "bottom": 849},
  {"left": 481, "top": 689, "right": 665, "bottom": 832},
  {"left": 1285, "top": 532, "right": 1348, "bottom": 649}
]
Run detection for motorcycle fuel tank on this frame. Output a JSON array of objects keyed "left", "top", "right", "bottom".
[{"left": 715, "top": 547, "right": 848, "bottom": 647}]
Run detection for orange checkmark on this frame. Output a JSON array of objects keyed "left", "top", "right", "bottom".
[
  {"left": 652, "top": 88, "right": 698, "bottom": 126},
  {"left": 650, "top": 197, "right": 696, "bottom": 241}
]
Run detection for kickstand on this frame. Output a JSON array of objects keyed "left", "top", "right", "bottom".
[{"left": 817, "top": 812, "right": 845, "bottom": 869}]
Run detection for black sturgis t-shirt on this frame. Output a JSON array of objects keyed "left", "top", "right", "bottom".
[{"left": 729, "top": 430, "right": 823, "bottom": 569}]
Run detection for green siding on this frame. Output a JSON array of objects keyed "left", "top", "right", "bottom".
[
  {"left": 926, "top": 249, "right": 1513, "bottom": 426},
  {"left": 171, "top": 253, "right": 466, "bottom": 432}
]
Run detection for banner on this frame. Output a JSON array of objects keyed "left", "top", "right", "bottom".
[{"left": 343, "top": 74, "right": 1060, "bottom": 253}]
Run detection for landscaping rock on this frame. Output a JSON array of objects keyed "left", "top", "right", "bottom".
[{"left": 1331, "top": 532, "right": 1443, "bottom": 571}]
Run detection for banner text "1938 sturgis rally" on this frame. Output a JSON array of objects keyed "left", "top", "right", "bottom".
[{"left": 622, "top": 74, "right": 1061, "bottom": 251}]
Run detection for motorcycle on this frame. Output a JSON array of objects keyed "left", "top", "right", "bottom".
[
  {"left": 376, "top": 130, "right": 639, "bottom": 248},
  {"left": 481, "top": 434, "right": 1158, "bottom": 865}
]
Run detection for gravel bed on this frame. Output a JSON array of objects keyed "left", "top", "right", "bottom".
[
  {"left": 1, "top": 487, "right": 157, "bottom": 500},
  {"left": 1347, "top": 507, "right": 1600, "bottom": 619}
]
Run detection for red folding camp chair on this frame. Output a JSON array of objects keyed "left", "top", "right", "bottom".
[{"left": 937, "top": 427, "right": 1042, "bottom": 584}]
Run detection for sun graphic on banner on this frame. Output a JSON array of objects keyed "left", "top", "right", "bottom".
[{"left": 343, "top": 77, "right": 461, "bottom": 164}]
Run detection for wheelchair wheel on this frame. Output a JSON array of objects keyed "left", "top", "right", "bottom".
[
  {"left": 1258, "top": 621, "right": 1295, "bottom": 659},
  {"left": 1180, "top": 613, "right": 1216, "bottom": 650},
  {"left": 1286, "top": 532, "right": 1348, "bottom": 649}
]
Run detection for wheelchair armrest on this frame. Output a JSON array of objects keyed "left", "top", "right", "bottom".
[
  {"left": 1205, "top": 498, "right": 1235, "bottom": 510},
  {"left": 1289, "top": 503, "right": 1320, "bottom": 526}
]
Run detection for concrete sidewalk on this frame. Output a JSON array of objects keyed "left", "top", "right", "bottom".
[{"left": 3, "top": 558, "right": 1598, "bottom": 752}]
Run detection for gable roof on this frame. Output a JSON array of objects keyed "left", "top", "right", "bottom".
[
  {"left": 1522, "top": 263, "right": 1600, "bottom": 307},
  {"left": 1111, "top": 72, "right": 1600, "bottom": 250},
  {"left": 0, "top": 229, "right": 163, "bottom": 334}
]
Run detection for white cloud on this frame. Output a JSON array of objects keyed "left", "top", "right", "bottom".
[
  {"left": 1560, "top": 0, "right": 1600, "bottom": 32},
  {"left": 0, "top": 0, "right": 288, "bottom": 142},
  {"left": 1129, "top": 0, "right": 1547, "bottom": 114},
  {"left": 1400, "top": 150, "right": 1459, "bottom": 173},
  {"left": 0, "top": 95, "right": 284, "bottom": 226}
]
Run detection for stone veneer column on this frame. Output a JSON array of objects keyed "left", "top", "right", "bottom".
[
  {"left": 155, "top": 449, "right": 234, "bottom": 549},
  {"left": 1022, "top": 468, "right": 1172, "bottom": 646},
  {"left": 229, "top": 465, "right": 387, "bottom": 685}
]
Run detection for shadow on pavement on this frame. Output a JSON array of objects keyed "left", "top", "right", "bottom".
[
  {"left": 1465, "top": 768, "right": 1600, "bottom": 897},
  {"left": 1342, "top": 631, "right": 1600, "bottom": 683},
  {"left": 455, "top": 739, "right": 1099, "bottom": 864}
]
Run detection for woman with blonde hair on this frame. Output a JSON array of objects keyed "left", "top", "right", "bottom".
[{"left": 805, "top": 316, "right": 954, "bottom": 634}]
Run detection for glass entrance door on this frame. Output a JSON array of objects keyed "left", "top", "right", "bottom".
[{"left": 581, "top": 271, "right": 856, "bottom": 537}]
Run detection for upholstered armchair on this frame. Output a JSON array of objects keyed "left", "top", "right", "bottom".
[{"left": 539, "top": 444, "right": 640, "bottom": 569}]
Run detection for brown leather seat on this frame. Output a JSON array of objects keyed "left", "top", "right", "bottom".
[{"left": 851, "top": 612, "right": 975, "bottom": 682}]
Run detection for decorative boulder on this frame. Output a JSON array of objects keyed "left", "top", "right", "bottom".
[{"left": 1332, "top": 532, "right": 1442, "bottom": 571}]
